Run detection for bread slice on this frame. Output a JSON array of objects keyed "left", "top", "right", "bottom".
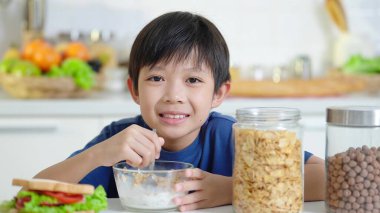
[{"left": 12, "top": 178, "right": 94, "bottom": 195}]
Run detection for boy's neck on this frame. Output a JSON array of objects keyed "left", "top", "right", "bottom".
[{"left": 161, "top": 128, "right": 200, "bottom": 152}]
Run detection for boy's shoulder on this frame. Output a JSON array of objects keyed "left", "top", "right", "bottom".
[
  {"left": 208, "top": 111, "right": 236, "bottom": 122},
  {"left": 205, "top": 111, "right": 236, "bottom": 128}
]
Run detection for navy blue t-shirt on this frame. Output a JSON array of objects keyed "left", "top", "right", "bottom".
[{"left": 70, "top": 112, "right": 313, "bottom": 198}]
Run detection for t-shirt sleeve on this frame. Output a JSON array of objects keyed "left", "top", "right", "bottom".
[{"left": 304, "top": 151, "right": 313, "bottom": 163}]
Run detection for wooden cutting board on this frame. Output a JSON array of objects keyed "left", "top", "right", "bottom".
[{"left": 229, "top": 76, "right": 365, "bottom": 98}]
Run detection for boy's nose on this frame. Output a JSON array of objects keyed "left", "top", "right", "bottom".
[
  {"left": 163, "top": 83, "right": 185, "bottom": 104},
  {"left": 163, "top": 93, "right": 184, "bottom": 103}
]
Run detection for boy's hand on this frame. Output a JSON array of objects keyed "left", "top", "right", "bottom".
[
  {"left": 96, "top": 124, "right": 164, "bottom": 168},
  {"left": 173, "top": 168, "right": 232, "bottom": 212}
]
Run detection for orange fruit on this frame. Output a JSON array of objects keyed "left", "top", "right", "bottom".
[
  {"left": 64, "top": 42, "right": 90, "bottom": 61},
  {"left": 32, "top": 47, "right": 62, "bottom": 72},
  {"left": 22, "top": 39, "right": 51, "bottom": 60}
]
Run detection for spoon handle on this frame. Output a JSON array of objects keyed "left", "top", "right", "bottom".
[{"left": 148, "top": 129, "right": 157, "bottom": 170}]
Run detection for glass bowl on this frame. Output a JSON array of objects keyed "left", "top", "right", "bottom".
[{"left": 113, "top": 160, "right": 193, "bottom": 212}]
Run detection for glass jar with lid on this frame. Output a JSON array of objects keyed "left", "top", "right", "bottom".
[
  {"left": 326, "top": 106, "right": 380, "bottom": 213},
  {"left": 232, "top": 107, "right": 303, "bottom": 213}
]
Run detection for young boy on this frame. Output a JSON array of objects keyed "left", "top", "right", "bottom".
[{"left": 34, "top": 11, "right": 325, "bottom": 211}]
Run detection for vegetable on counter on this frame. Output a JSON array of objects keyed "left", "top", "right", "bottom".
[
  {"left": 0, "top": 39, "right": 101, "bottom": 91},
  {"left": 343, "top": 54, "right": 380, "bottom": 74},
  {"left": 0, "top": 58, "right": 41, "bottom": 77},
  {"left": 47, "top": 59, "right": 96, "bottom": 90}
]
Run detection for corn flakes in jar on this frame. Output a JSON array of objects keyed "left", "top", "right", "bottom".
[{"left": 233, "top": 107, "right": 303, "bottom": 213}]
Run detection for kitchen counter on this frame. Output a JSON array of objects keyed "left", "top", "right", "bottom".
[
  {"left": 0, "top": 90, "right": 379, "bottom": 116},
  {"left": 105, "top": 199, "right": 325, "bottom": 212}
]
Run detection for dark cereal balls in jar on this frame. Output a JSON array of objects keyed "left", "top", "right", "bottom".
[{"left": 327, "top": 146, "right": 380, "bottom": 213}]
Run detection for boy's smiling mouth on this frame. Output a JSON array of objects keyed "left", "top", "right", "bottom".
[{"left": 159, "top": 112, "right": 190, "bottom": 124}]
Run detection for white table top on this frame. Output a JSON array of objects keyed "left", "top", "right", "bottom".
[{"left": 104, "top": 199, "right": 325, "bottom": 212}]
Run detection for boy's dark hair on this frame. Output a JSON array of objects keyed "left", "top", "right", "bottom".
[{"left": 128, "top": 11, "right": 230, "bottom": 93}]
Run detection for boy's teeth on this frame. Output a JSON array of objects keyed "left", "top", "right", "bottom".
[{"left": 163, "top": 114, "right": 186, "bottom": 119}]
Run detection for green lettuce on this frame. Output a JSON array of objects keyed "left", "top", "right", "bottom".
[
  {"left": 343, "top": 54, "right": 380, "bottom": 74},
  {"left": 0, "top": 185, "right": 107, "bottom": 213},
  {"left": 0, "top": 198, "right": 15, "bottom": 212}
]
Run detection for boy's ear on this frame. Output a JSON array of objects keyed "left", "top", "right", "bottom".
[
  {"left": 127, "top": 78, "right": 140, "bottom": 104},
  {"left": 211, "top": 81, "right": 230, "bottom": 108}
]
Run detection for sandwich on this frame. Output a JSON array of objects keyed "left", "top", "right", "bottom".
[{"left": 0, "top": 178, "right": 107, "bottom": 213}]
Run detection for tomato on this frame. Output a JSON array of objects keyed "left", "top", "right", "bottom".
[
  {"left": 40, "top": 191, "right": 84, "bottom": 204},
  {"left": 15, "top": 196, "right": 31, "bottom": 209}
]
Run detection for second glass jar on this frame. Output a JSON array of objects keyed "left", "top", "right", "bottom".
[
  {"left": 232, "top": 107, "right": 303, "bottom": 213},
  {"left": 326, "top": 106, "right": 380, "bottom": 213}
]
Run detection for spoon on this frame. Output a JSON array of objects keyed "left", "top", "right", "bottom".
[
  {"left": 141, "top": 129, "right": 158, "bottom": 188},
  {"left": 137, "top": 128, "right": 156, "bottom": 173},
  {"left": 148, "top": 129, "right": 157, "bottom": 171}
]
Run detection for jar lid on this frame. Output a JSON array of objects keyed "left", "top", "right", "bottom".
[
  {"left": 236, "top": 107, "right": 300, "bottom": 121},
  {"left": 327, "top": 106, "right": 380, "bottom": 127}
]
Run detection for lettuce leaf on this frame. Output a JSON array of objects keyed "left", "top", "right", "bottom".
[
  {"left": 69, "top": 185, "right": 108, "bottom": 212},
  {"left": 0, "top": 185, "right": 107, "bottom": 213},
  {"left": 343, "top": 54, "right": 380, "bottom": 74},
  {"left": 0, "top": 198, "right": 15, "bottom": 213}
]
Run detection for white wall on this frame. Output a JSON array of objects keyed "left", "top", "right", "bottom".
[
  {"left": 0, "top": 0, "right": 24, "bottom": 55},
  {"left": 0, "top": 0, "right": 379, "bottom": 76}
]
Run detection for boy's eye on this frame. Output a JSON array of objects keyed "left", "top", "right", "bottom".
[
  {"left": 148, "top": 76, "right": 163, "bottom": 82},
  {"left": 186, "top": 77, "right": 202, "bottom": 84}
]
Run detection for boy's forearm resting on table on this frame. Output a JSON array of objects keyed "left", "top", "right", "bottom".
[{"left": 304, "top": 156, "right": 326, "bottom": 201}]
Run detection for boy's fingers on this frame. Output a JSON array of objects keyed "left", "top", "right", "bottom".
[
  {"left": 139, "top": 127, "right": 162, "bottom": 145},
  {"left": 139, "top": 127, "right": 164, "bottom": 159},
  {"left": 129, "top": 140, "right": 153, "bottom": 167},
  {"left": 173, "top": 191, "right": 205, "bottom": 207},
  {"left": 159, "top": 137, "right": 165, "bottom": 145},
  {"left": 132, "top": 129, "right": 161, "bottom": 163},
  {"left": 124, "top": 147, "right": 142, "bottom": 167},
  {"left": 177, "top": 199, "right": 208, "bottom": 212},
  {"left": 175, "top": 180, "right": 202, "bottom": 192},
  {"left": 152, "top": 135, "right": 164, "bottom": 159},
  {"left": 135, "top": 135, "right": 157, "bottom": 163},
  {"left": 156, "top": 137, "right": 165, "bottom": 159},
  {"left": 185, "top": 168, "right": 206, "bottom": 179}
]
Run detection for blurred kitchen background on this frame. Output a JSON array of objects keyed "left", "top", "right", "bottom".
[
  {"left": 1, "top": 0, "right": 380, "bottom": 200},
  {"left": 1, "top": 0, "right": 379, "bottom": 78}
]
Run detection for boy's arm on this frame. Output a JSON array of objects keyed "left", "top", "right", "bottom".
[
  {"left": 304, "top": 155, "right": 326, "bottom": 201},
  {"left": 34, "top": 125, "right": 164, "bottom": 184}
]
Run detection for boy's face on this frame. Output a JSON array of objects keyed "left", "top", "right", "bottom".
[{"left": 128, "top": 54, "right": 229, "bottom": 151}]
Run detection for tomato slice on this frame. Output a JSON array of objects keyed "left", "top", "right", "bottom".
[
  {"left": 16, "top": 196, "right": 31, "bottom": 209},
  {"left": 39, "top": 191, "right": 84, "bottom": 204}
]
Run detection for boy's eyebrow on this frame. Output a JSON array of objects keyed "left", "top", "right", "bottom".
[
  {"left": 149, "top": 65, "right": 205, "bottom": 72},
  {"left": 183, "top": 67, "right": 204, "bottom": 72}
]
